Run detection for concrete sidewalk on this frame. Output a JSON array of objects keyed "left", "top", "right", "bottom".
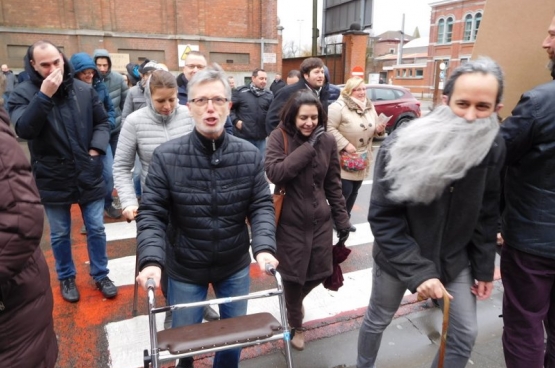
[{"left": 239, "top": 280, "right": 505, "bottom": 368}]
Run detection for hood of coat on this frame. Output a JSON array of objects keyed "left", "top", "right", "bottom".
[
  {"left": 69, "top": 52, "right": 102, "bottom": 84},
  {"left": 340, "top": 95, "right": 374, "bottom": 114},
  {"left": 24, "top": 47, "right": 74, "bottom": 95},
  {"left": 144, "top": 74, "right": 179, "bottom": 124},
  {"left": 93, "top": 48, "right": 112, "bottom": 76}
]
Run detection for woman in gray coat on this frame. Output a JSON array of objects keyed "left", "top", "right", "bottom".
[{"left": 265, "top": 90, "right": 351, "bottom": 351}]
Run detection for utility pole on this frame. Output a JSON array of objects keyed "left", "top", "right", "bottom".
[
  {"left": 397, "top": 14, "right": 405, "bottom": 65},
  {"left": 312, "top": 0, "right": 318, "bottom": 56}
]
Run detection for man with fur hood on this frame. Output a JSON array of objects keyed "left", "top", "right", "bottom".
[{"left": 357, "top": 58, "right": 506, "bottom": 368}]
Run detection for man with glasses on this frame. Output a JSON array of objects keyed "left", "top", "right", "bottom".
[
  {"left": 177, "top": 51, "right": 207, "bottom": 105},
  {"left": 136, "top": 65, "right": 278, "bottom": 368},
  {"left": 177, "top": 51, "right": 232, "bottom": 137}
]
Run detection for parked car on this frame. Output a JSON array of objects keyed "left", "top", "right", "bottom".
[{"left": 334, "top": 84, "right": 421, "bottom": 133}]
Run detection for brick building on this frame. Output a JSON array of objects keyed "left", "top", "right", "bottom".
[
  {"left": 0, "top": 0, "right": 281, "bottom": 83},
  {"left": 427, "top": 0, "right": 484, "bottom": 99},
  {"left": 367, "top": 0, "right": 484, "bottom": 98}
]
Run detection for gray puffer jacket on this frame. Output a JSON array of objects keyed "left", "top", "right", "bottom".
[
  {"left": 113, "top": 79, "right": 194, "bottom": 211},
  {"left": 93, "top": 49, "right": 129, "bottom": 133}
]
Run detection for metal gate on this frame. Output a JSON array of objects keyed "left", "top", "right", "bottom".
[{"left": 321, "top": 42, "right": 345, "bottom": 85}]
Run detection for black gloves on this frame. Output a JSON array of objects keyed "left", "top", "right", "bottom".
[
  {"left": 308, "top": 126, "right": 325, "bottom": 146},
  {"left": 336, "top": 228, "right": 350, "bottom": 246}
]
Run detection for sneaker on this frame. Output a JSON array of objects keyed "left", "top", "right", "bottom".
[
  {"left": 80, "top": 225, "right": 87, "bottom": 235},
  {"left": 95, "top": 277, "right": 118, "bottom": 299},
  {"left": 104, "top": 205, "right": 122, "bottom": 219},
  {"left": 60, "top": 277, "right": 80, "bottom": 303},
  {"left": 203, "top": 305, "right": 220, "bottom": 321}
]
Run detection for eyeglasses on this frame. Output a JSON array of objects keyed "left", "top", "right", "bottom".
[
  {"left": 80, "top": 70, "right": 95, "bottom": 76},
  {"left": 185, "top": 64, "right": 206, "bottom": 70},
  {"left": 189, "top": 97, "right": 229, "bottom": 107}
]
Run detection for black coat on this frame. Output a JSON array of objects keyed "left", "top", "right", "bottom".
[
  {"left": 136, "top": 129, "right": 276, "bottom": 284},
  {"left": 269, "top": 79, "right": 285, "bottom": 95},
  {"left": 230, "top": 85, "right": 273, "bottom": 140},
  {"left": 8, "top": 53, "right": 110, "bottom": 205},
  {"left": 501, "top": 80, "right": 555, "bottom": 259},
  {"left": 265, "top": 78, "right": 329, "bottom": 135},
  {"left": 370, "top": 134, "right": 506, "bottom": 292}
]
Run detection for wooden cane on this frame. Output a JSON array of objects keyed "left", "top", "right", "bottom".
[
  {"left": 438, "top": 288, "right": 450, "bottom": 368},
  {"left": 417, "top": 286, "right": 450, "bottom": 368}
]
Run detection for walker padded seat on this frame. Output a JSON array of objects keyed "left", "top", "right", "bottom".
[{"left": 157, "top": 312, "right": 282, "bottom": 354}]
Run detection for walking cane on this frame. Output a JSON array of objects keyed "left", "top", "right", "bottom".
[
  {"left": 418, "top": 286, "right": 450, "bottom": 368},
  {"left": 438, "top": 288, "right": 450, "bottom": 368}
]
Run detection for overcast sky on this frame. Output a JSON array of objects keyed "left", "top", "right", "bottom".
[{"left": 278, "top": 0, "right": 432, "bottom": 49}]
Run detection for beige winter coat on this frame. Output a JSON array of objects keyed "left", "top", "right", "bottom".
[{"left": 327, "top": 95, "right": 380, "bottom": 181}]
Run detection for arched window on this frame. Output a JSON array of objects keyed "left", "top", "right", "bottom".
[
  {"left": 437, "top": 18, "right": 445, "bottom": 44},
  {"left": 445, "top": 17, "right": 454, "bottom": 43},
  {"left": 464, "top": 14, "right": 473, "bottom": 41},
  {"left": 474, "top": 13, "right": 482, "bottom": 40}
]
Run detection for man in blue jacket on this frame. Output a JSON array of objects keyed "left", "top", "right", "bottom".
[
  {"left": 357, "top": 58, "right": 506, "bottom": 368},
  {"left": 8, "top": 40, "right": 117, "bottom": 303},
  {"left": 500, "top": 14, "right": 555, "bottom": 368},
  {"left": 70, "top": 52, "right": 121, "bottom": 227}
]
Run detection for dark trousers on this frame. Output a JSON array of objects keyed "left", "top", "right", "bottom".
[
  {"left": 341, "top": 179, "right": 362, "bottom": 216},
  {"left": 502, "top": 245, "right": 555, "bottom": 368},
  {"left": 283, "top": 278, "right": 325, "bottom": 328}
]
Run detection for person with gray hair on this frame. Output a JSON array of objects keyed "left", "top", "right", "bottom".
[
  {"left": 135, "top": 65, "right": 279, "bottom": 368},
  {"left": 357, "top": 58, "right": 506, "bottom": 368}
]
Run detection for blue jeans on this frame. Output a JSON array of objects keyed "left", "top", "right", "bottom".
[
  {"left": 168, "top": 265, "right": 251, "bottom": 368},
  {"left": 133, "top": 154, "right": 142, "bottom": 197},
  {"left": 44, "top": 198, "right": 109, "bottom": 282},
  {"left": 245, "top": 138, "right": 266, "bottom": 162},
  {"left": 103, "top": 145, "right": 114, "bottom": 209},
  {"left": 357, "top": 266, "right": 477, "bottom": 368}
]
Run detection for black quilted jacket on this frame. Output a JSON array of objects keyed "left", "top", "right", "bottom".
[{"left": 136, "top": 129, "right": 276, "bottom": 284}]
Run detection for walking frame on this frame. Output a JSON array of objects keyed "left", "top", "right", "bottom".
[{"left": 142, "top": 265, "right": 294, "bottom": 368}]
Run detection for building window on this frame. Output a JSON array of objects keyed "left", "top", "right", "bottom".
[
  {"left": 464, "top": 14, "right": 473, "bottom": 41},
  {"left": 389, "top": 48, "right": 395, "bottom": 54},
  {"left": 209, "top": 52, "right": 250, "bottom": 64},
  {"left": 437, "top": 18, "right": 445, "bottom": 44},
  {"left": 460, "top": 57, "right": 470, "bottom": 65},
  {"left": 474, "top": 12, "right": 482, "bottom": 40},
  {"left": 415, "top": 69, "right": 424, "bottom": 77},
  {"left": 445, "top": 17, "right": 454, "bottom": 43}
]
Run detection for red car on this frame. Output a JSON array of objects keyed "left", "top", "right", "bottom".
[
  {"left": 332, "top": 84, "right": 421, "bottom": 133},
  {"left": 364, "top": 84, "right": 421, "bottom": 133}
]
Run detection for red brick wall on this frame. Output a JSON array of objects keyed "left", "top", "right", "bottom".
[{"left": 0, "top": 0, "right": 279, "bottom": 73}]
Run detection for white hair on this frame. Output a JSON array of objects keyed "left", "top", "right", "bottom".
[{"left": 383, "top": 105, "right": 499, "bottom": 205}]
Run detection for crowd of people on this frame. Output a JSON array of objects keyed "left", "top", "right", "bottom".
[{"left": 1, "top": 13, "right": 555, "bottom": 367}]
